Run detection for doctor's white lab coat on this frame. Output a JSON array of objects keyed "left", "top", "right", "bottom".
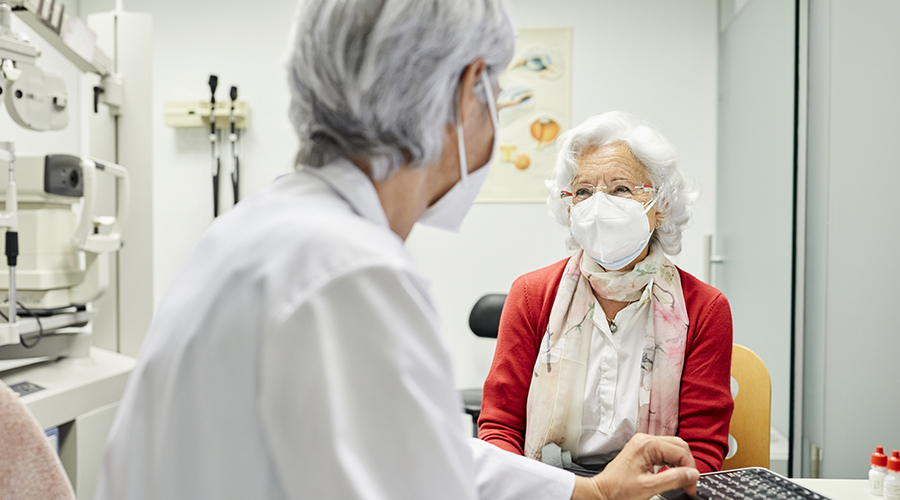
[{"left": 95, "top": 159, "right": 574, "bottom": 500}]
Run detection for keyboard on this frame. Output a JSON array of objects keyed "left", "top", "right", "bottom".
[{"left": 660, "top": 467, "right": 833, "bottom": 500}]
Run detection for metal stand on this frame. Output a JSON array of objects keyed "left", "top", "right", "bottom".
[{"left": 0, "top": 142, "right": 19, "bottom": 345}]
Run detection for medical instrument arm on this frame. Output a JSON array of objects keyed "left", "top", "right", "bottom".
[
  {"left": 0, "top": 144, "right": 17, "bottom": 324},
  {"left": 3, "top": 0, "right": 123, "bottom": 114},
  {"left": 73, "top": 158, "right": 128, "bottom": 253}
]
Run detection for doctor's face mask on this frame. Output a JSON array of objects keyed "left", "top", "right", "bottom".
[{"left": 418, "top": 70, "right": 499, "bottom": 232}]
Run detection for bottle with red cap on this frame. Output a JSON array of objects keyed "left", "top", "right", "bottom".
[
  {"left": 872, "top": 446, "right": 889, "bottom": 496},
  {"left": 884, "top": 450, "right": 900, "bottom": 500}
]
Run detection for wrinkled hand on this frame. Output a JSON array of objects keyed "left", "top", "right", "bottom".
[{"left": 572, "top": 434, "right": 700, "bottom": 500}]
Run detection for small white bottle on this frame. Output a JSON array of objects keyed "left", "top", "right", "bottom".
[
  {"left": 871, "top": 446, "right": 888, "bottom": 496},
  {"left": 884, "top": 450, "right": 900, "bottom": 500}
]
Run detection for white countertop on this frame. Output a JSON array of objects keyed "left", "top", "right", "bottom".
[
  {"left": 792, "top": 479, "right": 869, "bottom": 500},
  {"left": 0, "top": 347, "right": 136, "bottom": 428}
]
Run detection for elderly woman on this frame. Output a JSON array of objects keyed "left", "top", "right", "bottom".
[{"left": 478, "top": 111, "right": 734, "bottom": 474}]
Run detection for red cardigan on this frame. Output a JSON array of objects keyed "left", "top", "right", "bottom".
[{"left": 477, "top": 258, "right": 734, "bottom": 473}]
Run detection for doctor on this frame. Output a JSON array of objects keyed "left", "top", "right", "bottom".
[{"left": 96, "top": 1, "right": 700, "bottom": 499}]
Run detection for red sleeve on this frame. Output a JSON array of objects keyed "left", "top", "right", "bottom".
[
  {"left": 677, "top": 276, "right": 735, "bottom": 473},
  {"left": 476, "top": 262, "right": 564, "bottom": 454}
]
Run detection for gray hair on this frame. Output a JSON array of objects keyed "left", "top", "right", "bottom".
[
  {"left": 287, "top": 0, "right": 515, "bottom": 181},
  {"left": 546, "top": 111, "right": 697, "bottom": 255}
]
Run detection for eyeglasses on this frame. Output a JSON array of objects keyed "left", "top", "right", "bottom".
[{"left": 560, "top": 182, "right": 656, "bottom": 205}]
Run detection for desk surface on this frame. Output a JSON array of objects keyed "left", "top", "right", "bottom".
[
  {"left": 0, "top": 347, "right": 136, "bottom": 428},
  {"left": 792, "top": 479, "right": 868, "bottom": 500}
]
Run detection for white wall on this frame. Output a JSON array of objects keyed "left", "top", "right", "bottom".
[
  {"left": 79, "top": 0, "right": 718, "bottom": 394},
  {"left": 80, "top": 0, "right": 299, "bottom": 307}
]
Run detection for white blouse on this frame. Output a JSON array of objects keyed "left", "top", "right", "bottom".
[{"left": 578, "top": 284, "right": 652, "bottom": 465}]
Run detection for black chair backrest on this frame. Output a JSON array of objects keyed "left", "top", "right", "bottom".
[{"left": 468, "top": 294, "right": 507, "bottom": 339}]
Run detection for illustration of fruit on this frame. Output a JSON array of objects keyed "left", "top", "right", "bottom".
[
  {"left": 530, "top": 117, "right": 560, "bottom": 148},
  {"left": 514, "top": 153, "right": 531, "bottom": 170}
]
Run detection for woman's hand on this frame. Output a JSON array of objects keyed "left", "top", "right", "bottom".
[{"left": 571, "top": 434, "right": 700, "bottom": 500}]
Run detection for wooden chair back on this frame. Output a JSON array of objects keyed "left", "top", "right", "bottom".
[{"left": 723, "top": 344, "right": 771, "bottom": 470}]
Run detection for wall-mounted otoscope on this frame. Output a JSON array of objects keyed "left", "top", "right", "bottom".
[
  {"left": 229, "top": 85, "right": 240, "bottom": 204},
  {"left": 163, "top": 81, "right": 249, "bottom": 217},
  {"left": 208, "top": 75, "right": 221, "bottom": 218}
]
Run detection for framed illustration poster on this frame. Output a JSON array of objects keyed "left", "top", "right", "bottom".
[{"left": 477, "top": 27, "right": 573, "bottom": 203}]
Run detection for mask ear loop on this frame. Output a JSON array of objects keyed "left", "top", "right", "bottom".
[
  {"left": 643, "top": 191, "right": 660, "bottom": 230},
  {"left": 480, "top": 69, "right": 499, "bottom": 154},
  {"left": 642, "top": 191, "right": 659, "bottom": 214},
  {"left": 456, "top": 85, "right": 469, "bottom": 188},
  {"left": 457, "top": 69, "right": 498, "bottom": 189}
]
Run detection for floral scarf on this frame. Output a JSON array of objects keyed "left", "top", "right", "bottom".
[{"left": 523, "top": 242, "right": 689, "bottom": 462}]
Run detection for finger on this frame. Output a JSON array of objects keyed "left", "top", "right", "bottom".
[
  {"left": 646, "top": 438, "right": 697, "bottom": 470},
  {"left": 630, "top": 433, "right": 690, "bottom": 455},
  {"left": 645, "top": 438, "right": 693, "bottom": 466},
  {"left": 643, "top": 467, "right": 700, "bottom": 497},
  {"left": 652, "top": 436, "right": 693, "bottom": 455}
]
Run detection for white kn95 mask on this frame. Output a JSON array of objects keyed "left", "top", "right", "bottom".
[
  {"left": 569, "top": 192, "right": 658, "bottom": 270},
  {"left": 418, "top": 70, "right": 499, "bottom": 232}
]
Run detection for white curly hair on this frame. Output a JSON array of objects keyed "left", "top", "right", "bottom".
[{"left": 546, "top": 110, "right": 697, "bottom": 255}]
